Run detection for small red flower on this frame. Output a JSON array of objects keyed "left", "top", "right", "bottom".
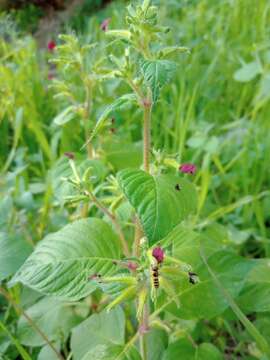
[
  {"left": 47, "top": 72, "right": 54, "bottom": 80},
  {"left": 47, "top": 40, "right": 56, "bottom": 51},
  {"left": 127, "top": 262, "right": 138, "bottom": 272},
  {"left": 100, "top": 18, "right": 111, "bottom": 32},
  {"left": 152, "top": 247, "right": 165, "bottom": 264},
  {"left": 179, "top": 163, "right": 197, "bottom": 175}
]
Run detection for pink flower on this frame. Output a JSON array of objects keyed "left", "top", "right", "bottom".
[
  {"left": 127, "top": 262, "right": 138, "bottom": 272},
  {"left": 152, "top": 247, "right": 165, "bottom": 264},
  {"left": 47, "top": 40, "right": 56, "bottom": 51},
  {"left": 100, "top": 18, "right": 111, "bottom": 32},
  {"left": 47, "top": 72, "right": 54, "bottom": 80},
  {"left": 179, "top": 163, "right": 197, "bottom": 175}
]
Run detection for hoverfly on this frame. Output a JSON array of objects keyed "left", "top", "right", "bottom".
[{"left": 148, "top": 247, "right": 199, "bottom": 307}]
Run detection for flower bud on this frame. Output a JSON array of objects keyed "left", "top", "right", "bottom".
[
  {"left": 179, "top": 163, "right": 197, "bottom": 175},
  {"left": 100, "top": 18, "right": 111, "bottom": 32},
  {"left": 152, "top": 246, "right": 165, "bottom": 264}
]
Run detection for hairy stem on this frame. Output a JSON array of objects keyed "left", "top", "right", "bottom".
[
  {"left": 84, "top": 190, "right": 130, "bottom": 257},
  {"left": 139, "top": 302, "right": 149, "bottom": 360},
  {"left": 140, "top": 335, "right": 147, "bottom": 360},
  {"left": 0, "top": 288, "right": 64, "bottom": 360},
  {"left": 137, "top": 99, "right": 152, "bottom": 360},
  {"left": 143, "top": 102, "right": 152, "bottom": 173},
  {"left": 133, "top": 216, "right": 143, "bottom": 257},
  {"left": 83, "top": 82, "right": 93, "bottom": 158}
]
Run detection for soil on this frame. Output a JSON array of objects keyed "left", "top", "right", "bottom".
[{"left": 34, "top": 0, "right": 86, "bottom": 47}]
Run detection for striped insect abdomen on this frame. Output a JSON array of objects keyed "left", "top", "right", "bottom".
[{"left": 152, "top": 265, "right": 159, "bottom": 289}]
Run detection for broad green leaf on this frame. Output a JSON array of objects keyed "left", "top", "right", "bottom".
[
  {"left": 104, "top": 141, "right": 142, "bottom": 171},
  {"left": 38, "top": 343, "right": 60, "bottom": 360},
  {"left": 0, "top": 195, "right": 13, "bottom": 227},
  {"left": 87, "top": 94, "right": 137, "bottom": 144},
  {"left": 117, "top": 169, "right": 197, "bottom": 246},
  {"left": 196, "top": 343, "right": 223, "bottom": 359},
  {"left": 0, "top": 233, "right": 32, "bottom": 281},
  {"left": 166, "top": 251, "right": 254, "bottom": 319},
  {"left": 53, "top": 105, "right": 75, "bottom": 125},
  {"left": 76, "top": 344, "right": 141, "bottom": 360},
  {"left": 162, "top": 339, "right": 194, "bottom": 360},
  {"left": 162, "top": 339, "right": 222, "bottom": 360},
  {"left": 233, "top": 61, "right": 261, "bottom": 82},
  {"left": 162, "top": 224, "right": 225, "bottom": 267},
  {"left": 145, "top": 329, "right": 167, "bottom": 360},
  {"left": 10, "top": 218, "right": 121, "bottom": 300},
  {"left": 70, "top": 306, "right": 125, "bottom": 360},
  {"left": 255, "top": 315, "right": 270, "bottom": 344},
  {"left": 238, "top": 259, "right": 270, "bottom": 313},
  {"left": 140, "top": 60, "right": 177, "bottom": 102},
  {"left": 17, "top": 298, "right": 80, "bottom": 347}
]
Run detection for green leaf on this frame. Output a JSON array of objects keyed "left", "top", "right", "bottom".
[
  {"left": 50, "top": 156, "right": 107, "bottom": 204},
  {"left": 140, "top": 60, "right": 177, "bottom": 102},
  {"left": 117, "top": 169, "right": 197, "bottom": 246},
  {"left": 233, "top": 61, "right": 261, "bottom": 82},
  {"left": 162, "top": 339, "right": 194, "bottom": 360},
  {"left": 105, "top": 30, "right": 132, "bottom": 41},
  {"left": 70, "top": 306, "right": 125, "bottom": 360},
  {"left": 10, "top": 218, "right": 121, "bottom": 300},
  {"left": 17, "top": 298, "right": 80, "bottom": 347},
  {"left": 0, "top": 232, "right": 32, "bottom": 281},
  {"left": 0, "top": 195, "right": 13, "bottom": 227},
  {"left": 104, "top": 141, "right": 142, "bottom": 171},
  {"left": 158, "top": 46, "right": 189, "bottom": 58},
  {"left": 0, "top": 320, "right": 32, "bottom": 360},
  {"left": 162, "top": 224, "right": 223, "bottom": 267},
  {"left": 86, "top": 94, "right": 137, "bottom": 144},
  {"left": 53, "top": 105, "right": 75, "bottom": 125},
  {"left": 38, "top": 343, "right": 60, "bottom": 360},
  {"left": 166, "top": 251, "right": 254, "bottom": 319},
  {"left": 162, "top": 340, "right": 222, "bottom": 360},
  {"left": 77, "top": 344, "right": 141, "bottom": 360},
  {"left": 146, "top": 329, "right": 167, "bottom": 360},
  {"left": 238, "top": 259, "right": 270, "bottom": 313},
  {"left": 196, "top": 343, "right": 223, "bottom": 360}
]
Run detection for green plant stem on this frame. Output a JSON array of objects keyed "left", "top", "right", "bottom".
[
  {"left": 0, "top": 320, "right": 32, "bottom": 360},
  {"left": 84, "top": 190, "right": 130, "bottom": 257},
  {"left": 0, "top": 287, "right": 64, "bottom": 360},
  {"left": 143, "top": 102, "right": 152, "bottom": 173},
  {"left": 133, "top": 216, "right": 143, "bottom": 257},
  {"left": 137, "top": 100, "right": 152, "bottom": 360},
  {"left": 140, "top": 333, "right": 147, "bottom": 360},
  {"left": 199, "top": 247, "right": 270, "bottom": 358},
  {"left": 84, "top": 84, "right": 93, "bottom": 158}
]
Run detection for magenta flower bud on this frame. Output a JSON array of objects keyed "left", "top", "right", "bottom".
[
  {"left": 100, "top": 18, "right": 111, "bottom": 32},
  {"left": 47, "top": 40, "right": 56, "bottom": 51},
  {"left": 64, "top": 152, "right": 75, "bottom": 160},
  {"left": 152, "top": 246, "right": 165, "bottom": 264},
  {"left": 48, "top": 72, "right": 54, "bottom": 80},
  {"left": 179, "top": 163, "right": 197, "bottom": 175},
  {"left": 127, "top": 261, "right": 138, "bottom": 272}
]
